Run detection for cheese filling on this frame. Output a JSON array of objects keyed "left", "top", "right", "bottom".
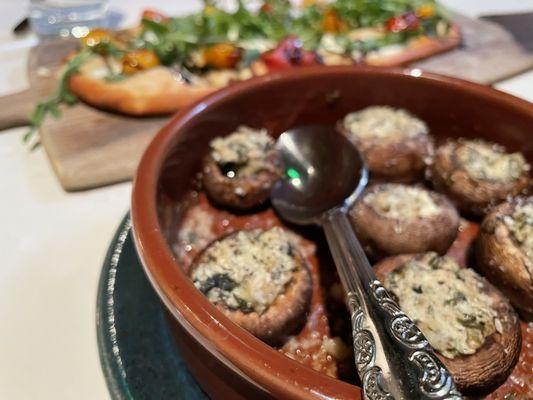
[
  {"left": 364, "top": 184, "right": 440, "bottom": 220},
  {"left": 209, "top": 126, "right": 276, "bottom": 178},
  {"left": 343, "top": 106, "right": 427, "bottom": 142},
  {"left": 191, "top": 228, "right": 297, "bottom": 314},
  {"left": 503, "top": 200, "right": 533, "bottom": 262},
  {"left": 80, "top": 55, "right": 122, "bottom": 79},
  {"left": 457, "top": 140, "right": 529, "bottom": 183},
  {"left": 384, "top": 253, "right": 501, "bottom": 359},
  {"left": 202, "top": 68, "right": 254, "bottom": 87}
]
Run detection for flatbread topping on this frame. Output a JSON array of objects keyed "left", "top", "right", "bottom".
[{"left": 26, "top": 1, "right": 458, "bottom": 141}]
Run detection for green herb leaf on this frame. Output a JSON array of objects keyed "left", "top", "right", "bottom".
[{"left": 24, "top": 48, "right": 92, "bottom": 144}]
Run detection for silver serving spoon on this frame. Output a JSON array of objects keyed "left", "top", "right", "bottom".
[{"left": 271, "top": 125, "right": 461, "bottom": 400}]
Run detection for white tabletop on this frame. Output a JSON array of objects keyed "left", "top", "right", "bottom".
[{"left": 0, "top": 1, "right": 532, "bottom": 399}]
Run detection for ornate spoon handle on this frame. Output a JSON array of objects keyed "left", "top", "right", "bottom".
[{"left": 322, "top": 208, "right": 462, "bottom": 400}]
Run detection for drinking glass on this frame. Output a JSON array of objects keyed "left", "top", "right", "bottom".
[{"left": 29, "top": 0, "right": 109, "bottom": 39}]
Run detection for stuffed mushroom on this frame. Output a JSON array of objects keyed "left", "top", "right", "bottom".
[
  {"left": 339, "top": 106, "right": 433, "bottom": 182},
  {"left": 202, "top": 126, "right": 282, "bottom": 209},
  {"left": 375, "top": 252, "right": 521, "bottom": 395},
  {"left": 429, "top": 139, "right": 530, "bottom": 216},
  {"left": 189, "top": 227, "right": 312, "bottom": 344},
  {"left": 475, "top": 197, "right": 533, "bottom": 319},
  {"left": 350, "top": 183, "right": 459, "bottom": 257}
]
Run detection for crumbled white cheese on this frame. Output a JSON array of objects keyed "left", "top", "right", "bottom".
[
  {"left": 209, "top": 126, "right": 275, "bottom": 178},
  {"left": 371, "top": 44, "right": 404, "bottom": 57},
  {"left": 384, "top": 253, "right": 500, "bottom": 359},
  {"left": 457, "top": 140, "right": 529, "bottom": 183},
  {"left": 191, "top": 227, "right": 297, "bottom": 314},
  {"left": 238, "top": 38, "right": 276, "bottom": 53},
  {"left": 140, "top": 30, "right": 159, "bottom": 45},
  {"left": 203, "top": 68, "right": 253, "bottom": 87},
  {"left": 317, "top": 35, "right": 356, "bottom": 65},
  {"left": 436, "top": 20, "right": 449, "bottom": 37},
  {"left": 343, "top": 106, "right": 427, "bottom": 141},
  {"left": 319, "top": 51, "right": 354, "bottom": 66},
  {"left": 81, "top": 55, "right": 122, "bottom": 79},
  {"left": 319, "top": 34, "right": 346, "bottom": 54},
  {"left": 347, "top": 28, "right": 384, "bottom": 41},
  {"left": 364, "top": 184, "right": 440, "bottom": 220},
  {"left": 503, "top": 200, "right": 533, "bottom": 261},
  {"left": 189, "top": 50, "right": 206, "bottom": 68}
]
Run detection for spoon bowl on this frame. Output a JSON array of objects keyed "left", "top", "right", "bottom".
[{"left": 271, "top": 125, "right": 368, "bottom": 225}]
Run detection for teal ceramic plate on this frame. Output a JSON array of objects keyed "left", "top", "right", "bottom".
[{"left": 96, "top": 214, "right": 208, "bottom": 400}]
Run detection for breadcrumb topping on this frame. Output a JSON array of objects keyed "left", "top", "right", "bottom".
[
  {"left": 191, "top": 227, "right": 296, "bottom": 314},
  {"left": 385, "top": 253, "right": 500, "bottom": 359},
  {"left": 210, "top": 126, "right": 275, "bottom": 178},
  {"left": 503, "top": 199, "right": 533, "bottom": 262},
  {"left": 343, "top": 106, "right": 427, "bottom": 141},
  {"left": 364, "top": 184, "right": 440, "bottom": 220},
  {"left": 457, "top": 140, "right": 529, "bottom": 183}
]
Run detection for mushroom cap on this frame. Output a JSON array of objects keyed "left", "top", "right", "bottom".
[
  {"left": 202, "top": 150, "right": 282, "bottom": 210},
  {"left": 349, "top": 184, "right": 460, "bottom": 257},
  {"left": 337, "top": 119, "right": 434, "bottom": 182},
  {"left": 429, "top": 140, "right": 530, "bottom": 216},
  {"left": 374, "top": 253, "right": 521, "bottom": 395},
  {"left": 475, "top": 198, "right": 533, "bottom": 319},
  {"left": 189, "top": 229, "right": 313, "bottom": 345}
]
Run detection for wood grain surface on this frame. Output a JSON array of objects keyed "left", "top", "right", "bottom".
[
  {"left": 413, "top": 15, "right": 533, "bottom": 83},
  {"left": 30, "top": 39, "right": 168, "bottom": 191},
  {"left": 0, "top": 15, "right": 531, "bottom": 191}
]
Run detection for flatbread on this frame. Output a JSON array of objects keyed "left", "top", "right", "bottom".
[{"left": 68, "top": 26, "right": 460, "bottom": 116}]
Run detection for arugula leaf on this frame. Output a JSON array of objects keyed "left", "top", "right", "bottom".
[
  {"left": 137, "top": 0, "right": 450, "bottom": 66},
  {"left": 332, "top": 0, "right": 441, "bottom": 28},
  {"left": 24, "top": 48, "right": 92, "bottom": 144},
  {"left": 291, "top": 5, "right": 323, "bottom": 49},
  {"left": 141, "top": 18, "right": 170, "bottom": 35}
]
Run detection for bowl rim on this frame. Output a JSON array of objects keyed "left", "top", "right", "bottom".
[{"left": 131, "top": 65, "right": 532, "bottom": 399}]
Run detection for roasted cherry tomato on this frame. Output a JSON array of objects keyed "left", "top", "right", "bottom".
[
  {"left": 203, "top": 43, "right": 243, "bottom": 69},
  {"left": 322, "top": 8, "right": 344, "bottom": 33},
  {"left": 261, "top": 0, "right": 290, "bottom": 13},
  {"left": 386, "top": 12, "right": 420, "bottom": 33},
  {"left": 122, "top": 49, "right": 160, "bottom": 75},
  {"left": 260, "top": 36, "right": 321, "bottom": 71},
  {"left": 416, "top": 4, "right": 435, "bottom": 19},
  {"left": 259, "top": 3, "right": 273, "bottom": 14},
  {"left": 81, "top": 28, "right": 112, "bottom": 48},
  {"left": 141, "top": 9, "right": 169, "bottom": 23}
]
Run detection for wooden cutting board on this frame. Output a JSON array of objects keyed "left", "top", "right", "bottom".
[
  {"left": 0, "top": 39, "right": 168, "bottom": 191},
  {"left": 0, "top": 14, "right": 531, "bottom": 191},
  {"left": 414, "top": 15, "right": 533, "bottom": 82}
]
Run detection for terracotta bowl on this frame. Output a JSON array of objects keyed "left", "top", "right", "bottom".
[{"left": 131, "top": 66, "right": 533, "bottom": 399}]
